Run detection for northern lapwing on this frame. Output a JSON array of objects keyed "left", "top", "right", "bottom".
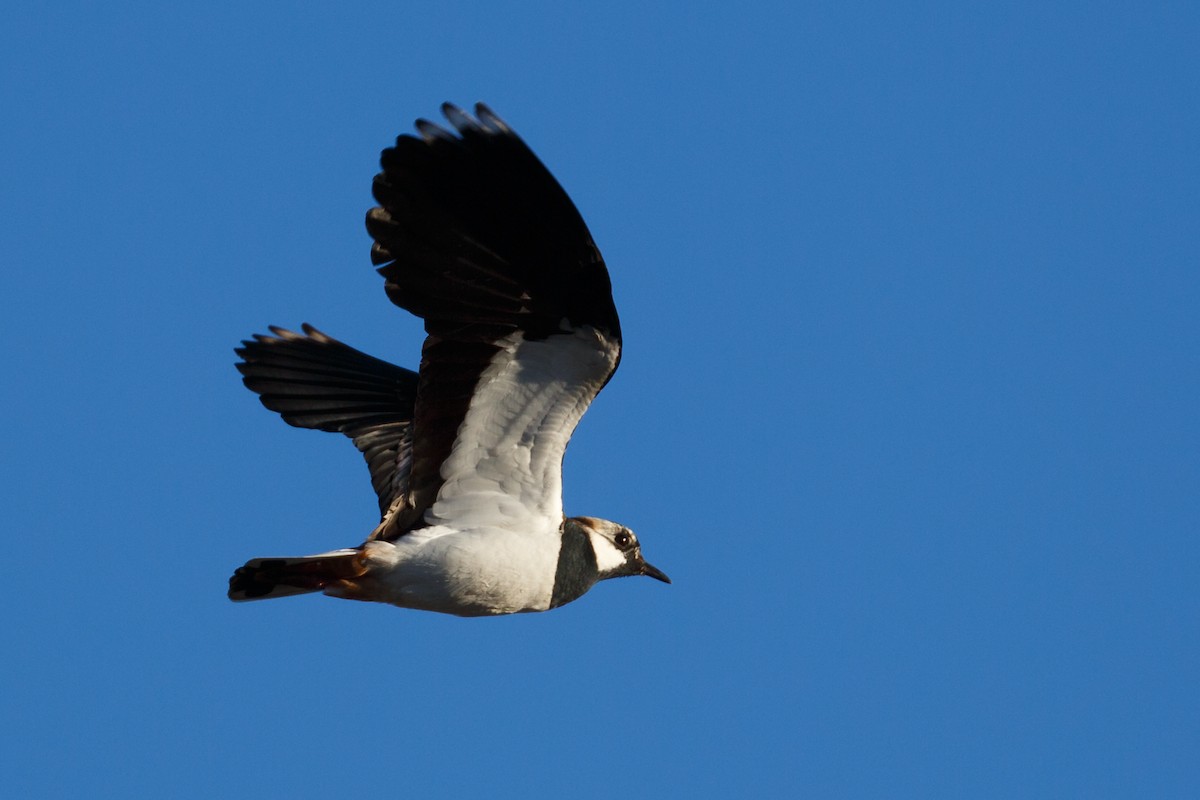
[{"left": 228, "top": 103, "right": 669, "bottom": 616}]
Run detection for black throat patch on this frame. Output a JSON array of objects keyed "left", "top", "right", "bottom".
[{"left": 550, "top": 518, "right": 599, "bottom": 609}]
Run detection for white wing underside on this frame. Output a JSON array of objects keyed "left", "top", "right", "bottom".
[{"left": 421, "top": 325, "right": 619, "bottom": 538}]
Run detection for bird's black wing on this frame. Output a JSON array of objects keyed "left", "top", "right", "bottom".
[
  {"left": 236, "top": 324, "right": 418, "bottom": 518},
  {"left": 365, "top": 104, "right": 622, "bottom": 539}
]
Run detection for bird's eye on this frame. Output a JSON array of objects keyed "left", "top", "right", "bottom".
[{"left": 614, "top": 531, "right": 633, "bottom": 550}]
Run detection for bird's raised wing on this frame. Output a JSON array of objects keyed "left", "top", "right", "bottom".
[{"left": 365, "top": 103, "right": 621, "bottom": 539}]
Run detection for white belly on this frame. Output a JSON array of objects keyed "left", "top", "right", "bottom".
[{"left": 340, "top": 527, "right": 561, "bottom": 616}]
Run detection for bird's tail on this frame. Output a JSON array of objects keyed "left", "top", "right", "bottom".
[{"left": 228, "top": 549, "right": 364, "bottom": 602}]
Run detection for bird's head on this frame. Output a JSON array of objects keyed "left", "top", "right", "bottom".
[{"left": 576, "top": 517, "right": 671, "bottom": 584}]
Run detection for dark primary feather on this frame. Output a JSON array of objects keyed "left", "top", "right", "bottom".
[
  {"left": 235, "top": 324, "right": 418, "bottom": 518},
  {"left": 367, "top": 103, "right": 620, "bottom": 341},
  {"left": 364, "top": 103, "right": 622, "bottom": 538}
]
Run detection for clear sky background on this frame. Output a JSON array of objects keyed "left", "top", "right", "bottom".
[{"left": 3, "top": 1, "right": 1197, "bottom": 797}]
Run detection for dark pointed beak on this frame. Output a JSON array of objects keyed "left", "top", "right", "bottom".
[{"left": 640, "top": 560, "right": 671, "bottom": 584}]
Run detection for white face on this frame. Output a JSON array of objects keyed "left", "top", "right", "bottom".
[{"left": 579, "top": 517, "right": 639, "bottom": 576}]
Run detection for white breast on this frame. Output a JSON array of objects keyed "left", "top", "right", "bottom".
[{"left": 357, "top": 527, "right": 561, "bottom": 616}]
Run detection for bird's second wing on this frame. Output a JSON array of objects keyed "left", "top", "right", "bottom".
[
  {"left": 236, "top": 324, "right": 418, "bottom": 518},
  {"left": 365, "top": 103, "right": 622, "bottom": 539}
]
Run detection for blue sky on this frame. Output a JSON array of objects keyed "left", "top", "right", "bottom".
[{"left": 3, "top": 1, "right": 1197, "bottom": 796}]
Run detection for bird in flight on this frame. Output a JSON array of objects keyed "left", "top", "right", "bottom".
[{"left": 228, "top": 103, "right": 669, "bottom": 616}]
